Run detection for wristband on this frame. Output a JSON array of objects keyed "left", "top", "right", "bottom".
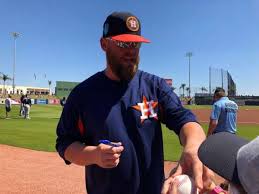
[{"left": 210, "top": 186, "right": 226, "bottom": 194}]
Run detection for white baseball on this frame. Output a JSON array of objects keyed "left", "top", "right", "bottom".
[{"left": 171, "top": 174, "right": 198, "bottom": 194}]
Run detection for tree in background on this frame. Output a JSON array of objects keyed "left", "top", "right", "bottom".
[
  {"left": 186, "top": 87, "right": 190, "bottom": 97},
  {"left": 48, "top": 80, "right": 52, "bottom": 95},
  {"left": 180, "top": 83, "right": 186, "bottom": 97},
  {"left": 0, "top": 73, "right": 12, "bottom": 96},
  {"left": 200, "top": 87, "right": 208, "bottom": 93}
]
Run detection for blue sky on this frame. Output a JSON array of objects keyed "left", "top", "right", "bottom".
[{"left": 0, "top": 0, "right": 259, "bottom": 95}]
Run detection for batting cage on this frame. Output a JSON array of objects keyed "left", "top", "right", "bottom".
[{"left": 209, "top": 67, "right": 236, "bottom": 96}]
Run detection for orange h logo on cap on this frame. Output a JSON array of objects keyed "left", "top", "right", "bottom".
[{"left": 126, "top": 16, "right": 139, "bottom": 32}]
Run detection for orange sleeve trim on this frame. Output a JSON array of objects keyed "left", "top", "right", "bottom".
[{"left": 77, "top": 117, "right": 86, "bottom": 136}]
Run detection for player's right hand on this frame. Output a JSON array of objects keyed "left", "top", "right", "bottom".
[
  {"left": 161, "top": 177, "right": 179, "bottom": 194},
  {"left": 95, "top": 142, "right": 124, "bottom": 168}
]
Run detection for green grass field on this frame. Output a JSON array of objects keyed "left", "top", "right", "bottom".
[
  {"left": 0, "top": 105, "right": 61, "bottom": 151},
  {"left": 0, "top": 104, "right": 258, "bottom": 161}
]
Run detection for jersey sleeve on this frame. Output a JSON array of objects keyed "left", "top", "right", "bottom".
[
  {"left": 158, "top": 79, "right": 197, "bottom": 135},
  {"left": 210, "top": 103, "right": 220, "bottom": 120},
  {"left": 56, "top": 91, "right": 85, "bottom": 164}
]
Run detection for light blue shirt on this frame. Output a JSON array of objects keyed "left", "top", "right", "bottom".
[{"left": 211, "top": 97, "right": 238, "bottom": 134}]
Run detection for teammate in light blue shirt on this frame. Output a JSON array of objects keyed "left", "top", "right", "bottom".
[{"left": 207, "top": 88, "right": 238, "bottom": 136}]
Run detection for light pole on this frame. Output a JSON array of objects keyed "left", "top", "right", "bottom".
[
  {"left": 186, "top": 52, "right": 192, "bottom": 97},
  {"left": 12, "top": 32, "right": 20, "bottom": 94}
]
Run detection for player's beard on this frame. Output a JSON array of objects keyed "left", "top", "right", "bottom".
[{"left": 106, "top": 52, "right": 139, "bottom": 81}]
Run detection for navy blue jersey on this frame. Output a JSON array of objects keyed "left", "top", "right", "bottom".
[{"left": 56, "top": 70, "right": 197, "bottom": 194}]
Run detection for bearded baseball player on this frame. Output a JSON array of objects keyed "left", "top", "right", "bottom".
[{"left": 56, "top": 11, "right": 213, "bottom": 194}]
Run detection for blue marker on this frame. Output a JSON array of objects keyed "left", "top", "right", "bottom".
[{"left": 98, "top": 140, "right": 120, "bottom": 147}]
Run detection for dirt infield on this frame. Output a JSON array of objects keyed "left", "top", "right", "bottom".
[
  {"left": 192, "top": 109, "right": 259, "bottom": 124},
  {"left": 0, "top": 145, "right": 85, "bottom": 194},
  {"left": 0, "top": 145, "right": 225, "bottom": 194}
]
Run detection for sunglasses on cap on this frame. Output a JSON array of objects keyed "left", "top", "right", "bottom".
[{"left": 106, "top": 38, "right": 142, "bottom": 49}]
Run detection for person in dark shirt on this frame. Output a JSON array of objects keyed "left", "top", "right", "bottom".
[
  {"left": 22, "top": 95, "right": 32, "bottom": 119},
  {"left": 19, "top": 94, "right": 25, "bottom": 116},
  {"left": 56, "top": 11, "right": 213, "bottom": 194}
]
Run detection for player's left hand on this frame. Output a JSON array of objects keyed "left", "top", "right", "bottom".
[{"left": 163, "top": 146, "right": 215, "bottom": 194}]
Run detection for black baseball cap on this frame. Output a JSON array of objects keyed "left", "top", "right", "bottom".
[
  {"left": 199, "top": 133, "right": 259, "bottom": 193},
  {"left": 103, "top": 12, "right": 150, "bottom": 43},
  {"left": 198, "top": 132, "right": 249, "bottom": 185}
]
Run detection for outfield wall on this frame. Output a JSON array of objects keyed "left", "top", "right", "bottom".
[
  {"left": 0, "top": 98, "right": 60, "bottom": 105},
  {"left": 194, "top": 95, "right": 259, "bottom": 105}
]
